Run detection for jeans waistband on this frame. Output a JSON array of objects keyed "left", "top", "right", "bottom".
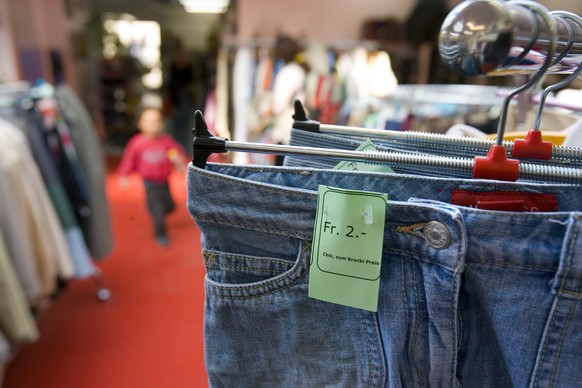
[{"left": 187, "top": 163, "right": 582, "bottom": 294}]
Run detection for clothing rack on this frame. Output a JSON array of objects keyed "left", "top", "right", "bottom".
[
  {"left": 0, "top": 82, "right": 112, "bottom": 302},
  {"left": 439, "top": 0, "right": 582, "bottom": 76}
]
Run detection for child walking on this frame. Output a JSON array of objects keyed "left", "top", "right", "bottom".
[{"left": 118, "top": 105, "right": 186, "bottom": 246}]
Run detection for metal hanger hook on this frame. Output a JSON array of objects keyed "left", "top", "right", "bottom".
[
  {"left": 533, "top": 11, "right": 582, "bottom": 131},
  {"left": 495, "top": 0, "right": 557, "bottom": 145}
]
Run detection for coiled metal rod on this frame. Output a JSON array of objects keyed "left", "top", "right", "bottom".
[{"left": 225, "top": 141, "right": 582, "bottom": 184}]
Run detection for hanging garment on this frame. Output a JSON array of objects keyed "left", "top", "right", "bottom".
[
  {"left": 254, "top": 47, "right": 274, "bottom": 96},
  {"left": 54, "top": 84, "right": 113, "bottom": 260},
  {"left": 0, "top": 231, "right": 39, "bottom": 343},
  {"left": 214, "top": 48, "right": 230, "bottom": 140},
  {"left": 32, "top": 94, "right": 92, "bottom": 229},
  {"left": 270, "top": 61, "right": 306, "bottom": 145},
  {"left": 188, "top": 162, "right": 582, "bottom": 387},
  {"left": 561, "top": 118, "right": 582, "bottom": 148},
  {"left": 232, "top": 47, "right": 256, "bottom": 164},
  {"left": 14, "top": 100, "right": 94, "bottom": 278},
  {"left": 0, "top": 330, "right": 10, "bottom": 384},
  {"left": 0, "top": 118, "right": 74, "bottom": 301}
]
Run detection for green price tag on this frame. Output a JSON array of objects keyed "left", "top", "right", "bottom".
[
  {"left": 308, "top": 185, "right": 387, "bottom": 312},
  {"left": 334, "top": 139, "right": 394, "bottom": 173}
]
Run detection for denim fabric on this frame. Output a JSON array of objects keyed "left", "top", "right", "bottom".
[
  {"left": 187, "top": 163, "right": 582, "bottom": 387},
  {"left": 285, "top": 128, "right": 582, "bottom": 176}
]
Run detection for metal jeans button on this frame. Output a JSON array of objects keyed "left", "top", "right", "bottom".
[{"left": 422, "top": 221, "right": 451, "bottom": 249}]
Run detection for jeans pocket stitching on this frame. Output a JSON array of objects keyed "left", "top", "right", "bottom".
[{"left": 204, "top": 241, "right": 311, "bottom": 298}]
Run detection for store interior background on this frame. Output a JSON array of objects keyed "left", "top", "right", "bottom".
[
  {"left": 2, "top": 0, "right": 582, "bottom": 387},
  {"left": 3, "top": 0, "right": 582, "bottom": 148}
]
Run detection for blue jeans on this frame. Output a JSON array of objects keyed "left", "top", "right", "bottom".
[{"left": 187, "top": 162, "right": 582, "bottom": 387}]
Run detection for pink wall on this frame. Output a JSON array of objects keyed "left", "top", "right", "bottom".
[
  {"left": 0, "top": 0, "right": 19, "bottom": 81},
  {"left": 1, "top": 0, "right": 79, "bottom": 90},
  {"left": 236, "top": 0, "right": 418, "bottom": 40},
  {"left": 236, "top": 0, "right": 582, "bottom": 41}
]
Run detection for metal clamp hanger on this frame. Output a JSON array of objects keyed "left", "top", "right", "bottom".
[
  {"left": 471, "top": 0, "right": 556, "bottom": 179},
  {"left": 439, "top": 0, "right": 582, "bottom": 76},
  {"left": 512, "top": 11, "right": 582, "bottom": 160},
  {"left": 191, "top": 109, "right": 582, "bottom": 184},
  {"left": 291, "top": 99, "right": 582, "bottom": 165},
  {"left": 533, "top": 12, "right": 582, "bottom": 128}
]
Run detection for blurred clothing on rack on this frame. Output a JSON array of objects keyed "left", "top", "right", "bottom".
[
  {"left": 214, "top": 38, "right": 400, "bottom": 165},
  {"left": 0, "top": 118, "right": 74, "bottom": 301},
  {"left": 55, "top": 84, "right": 113, "bottom": 260},
  {"left": 0, "top": 231, "right": 38, "bottom": 344},
  {"left": 0, "top": 81, "right": 113, "bottom": 371}
]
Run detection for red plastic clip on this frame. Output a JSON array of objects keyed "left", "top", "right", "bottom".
[
  {"left": 511, "top": 130, "right": 553, "bottom": 160},
  {"left": 473, "top": 145, "right": 520, "bottom": 181}
]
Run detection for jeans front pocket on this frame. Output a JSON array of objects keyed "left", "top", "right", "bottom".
[
  {"left": 203, "top": 249, "right": 297, "bottom": 286},
  {"left": 202, "top": 239, "right": 386, "bottom": 387}
]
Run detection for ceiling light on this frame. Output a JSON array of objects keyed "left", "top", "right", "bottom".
[{"left": 179, "top": 0, "right": 229, "bottom": 13}]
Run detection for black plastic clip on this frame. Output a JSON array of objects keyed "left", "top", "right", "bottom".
[
  {"left": 292, "top": 99, "right": 321, "bottom": 132},
  {"left": 191, "top": 110, "right": 228, "bottom": 168}
]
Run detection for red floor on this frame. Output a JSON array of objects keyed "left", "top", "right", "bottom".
[{"left": 4, "top": 169, "right": 209, "bottom": 387}]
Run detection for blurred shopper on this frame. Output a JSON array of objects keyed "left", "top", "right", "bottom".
[{"left": 118, "top": 105, "right": 185, "bottom": 246}]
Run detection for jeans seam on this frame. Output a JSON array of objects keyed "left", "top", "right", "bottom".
[
  {"left": 549, "top": 299, "right": 577, "bottom": 387},
  {"left": 534, "top": 298, "right": 561, "bottom": 388},
  {"left": 207, "top": 264, "right": 292, "bottom": 274},
  {"left": 548, "top": 219, "right": 580, "bottom": 386},
  {"left": 450, "top": 273, "right": 459, "bottom": 388},
  {"left": 362, "top": 310, "right": 373, "bottom": 388},
  {"left": 195, "top": 166, "right": 317, "bottom": 197},
  {"left": 558, "top": 218, "right": 577, "bottom": 294},
  {"left": 450, "top": 222, "right": 464, "bottom": 388},
  {"left": 384, "top": 248, "right": 457, "bottom": 274},
  {"left": 466, "top": 261, "right": 556, "bottom": 271},
  {"left": 195, "top": 217, "right": 312, "bottom": 239},
  {"left": 411, "top": 259, "right": 423, "bottom": 387},
  {"left": 203, "top": 249, "right": 296, "bottom": 267},
  {"left": 400, "top": 257, "right": 413, "bottom": 388},
  {"left": 533, "top": 219, "right": 577, "bottom": 387},
  {"left": 205, "top": 267, "right": 309, "bottom": 299}
]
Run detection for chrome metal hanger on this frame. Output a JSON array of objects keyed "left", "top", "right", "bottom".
[
  {"left": 439, "top": 0, "right": 582, "bottom": 76},
  {"left": 533, "top": 11, "right": 582, "bottom": 132}
]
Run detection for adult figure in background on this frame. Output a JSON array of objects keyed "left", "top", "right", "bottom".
[{"left": 165, "top": 47, "right": 195, "bottom": 155}]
